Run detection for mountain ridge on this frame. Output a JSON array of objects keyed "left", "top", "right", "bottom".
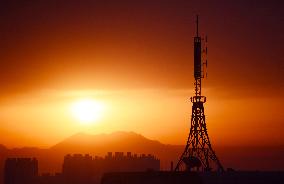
[
  {"left": 51, "top": 131, "right": 166, "bottom": 150},
  {"left": 49, "top": 131, "right": 182, "bottom": 163}
]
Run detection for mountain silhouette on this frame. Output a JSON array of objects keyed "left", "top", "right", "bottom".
[
  {"left": 50, "top": 131, "right": 182, "bottom": 168},
  {"left": 52, "top": 131, "right": 161, "bottom": 151},
  {"left": 52, "top": 131, "right": 178, "bottom": 152}
]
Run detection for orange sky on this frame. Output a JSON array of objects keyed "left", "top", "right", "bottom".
[
  {"left": 0, "top": 88, "right": 283, "bottom": 148},
  {"left": 0, "top": 0, "right": 283, "bottom": 148}
]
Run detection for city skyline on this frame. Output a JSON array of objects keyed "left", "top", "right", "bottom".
[{"left": 4, "top": 152, "right": 160, "bottom": 184}]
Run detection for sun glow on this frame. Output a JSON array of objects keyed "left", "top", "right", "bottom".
[{"left": 71, "top": 98, "right": 105, "bottom": 125}]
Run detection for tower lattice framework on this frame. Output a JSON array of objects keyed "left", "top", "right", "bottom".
[{"left": 175, "top": 16, "right": 224, "bottom": 172}]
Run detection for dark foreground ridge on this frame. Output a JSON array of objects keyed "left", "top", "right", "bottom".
[
  {"left": 102, "top": 171, "right": 284, "bottom": 184},
  {"left": 102, "top": 172, "right": 203, "bottom": 184}
]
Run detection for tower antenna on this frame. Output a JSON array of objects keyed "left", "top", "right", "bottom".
[{"left": 175, "top": 15, "right": 224, "bottom": 172}]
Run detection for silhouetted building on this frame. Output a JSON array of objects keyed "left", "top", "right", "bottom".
[
  {"left": 3, "top": 153, "right": 159, "bottom": 184},
  {"left": 62, "top": 152, "right": 160, "bottom": 184},
  {"left": 4, "top": 158, "right": 38, "bottom": 184},
  {"left": 63, "top": 154, "right": 94, "bottom": 184},
  {"left": 37, "top": 173, "right": 63, "bottom": 184}
]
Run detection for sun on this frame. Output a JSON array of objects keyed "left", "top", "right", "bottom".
[{"left": 71, "top": 98, "right": 105, "bottom": 125}]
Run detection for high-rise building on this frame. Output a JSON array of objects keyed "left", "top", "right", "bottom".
[{"left": 4, "top": 158, "right": 38, "bottom": 184}]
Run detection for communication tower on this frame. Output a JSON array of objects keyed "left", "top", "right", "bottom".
[{"left": 175, "top": 15, "right": 224, "bottom": 172}]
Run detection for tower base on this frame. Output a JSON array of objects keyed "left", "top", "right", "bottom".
[{"left": 175, "top": 99, "right": 223, "bottom": 172}]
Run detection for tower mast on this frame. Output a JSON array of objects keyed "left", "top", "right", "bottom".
[{"left": 175, "top": 15, "right": 224, "bottom": 172}]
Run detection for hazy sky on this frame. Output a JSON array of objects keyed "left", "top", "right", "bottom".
[{"left": 0, "top": 0, "right": 283, "bottom": 147}]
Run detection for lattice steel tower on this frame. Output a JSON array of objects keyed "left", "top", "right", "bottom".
[{"left": 175, "top": 15, "right": 224, "bottom": 172}]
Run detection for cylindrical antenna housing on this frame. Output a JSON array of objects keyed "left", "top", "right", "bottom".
[{"left": 194, "top": 15, "right": 202, "bottom": 79}]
